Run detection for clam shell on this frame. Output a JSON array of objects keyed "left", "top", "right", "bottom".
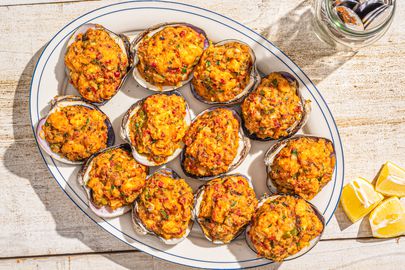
[
  {"left": 353, "top": 0, "right": 385, "bottom": 19},
  {"left": 334, "top": 6, "right": 365, "bottom": 31},
  {"left": 131, "top": 22, "right": 209, "bottom": 92},
  {"left": 190, "top": 39, "right": 261, "bottom": 105},
  {"left": 131, "top": 167, "right": 194, "bottom": 245},
  {"left": 362, "top": 3, "right": 392, "bottom": 30},
  {"left": 35, "top": 95, "right": 115, "bottom": 165},
  {"left": 65, "top": 24, "right": 133, "bottom": 105},
  {"left": 77, "top": 144, "right": 147, "bottom": 218},
  {"left": 245, "top": 194, "right": 325, "bottom": 261},
  {"left": 264, "top": 135, "right": 336, "bottom": 195},
  {"left": 193, "top": 174, "right": 256, "bottom": 244},
  {"left": 120, "top": 91, "right": 192, "bottom": 166},
  {"left": 241, "top": 71, "right": 311, "bottom": 141},
  {"left": 180, "top": 106, "right": 251, "bottom": 181}
]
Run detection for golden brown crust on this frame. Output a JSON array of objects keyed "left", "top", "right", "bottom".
[
  {"left": 41, "top": 106, "right": 108, "bottom": 161},
  {"left": 270, "top": 137, "right": 336, "bottom": 199},
  {"left": 65, "top": 27, "right": 129, "bottom": 103},
  {"left": 248, "top": 196, "right": 323, "bottom": 261},
  {"left": 137, "top": 173, "right": 194, "bottom": 240},
  {"left": 241, "top": 73, "right": 302, "bottom": 139},
  {"left": 136, "top": 25, "right": 205, "bottom": 87},
  {"left": 129, "top": 94, "right": 188, "bottom": 164},
  {"left": 198, "top": 175, "right": 258, "bottom": 243},
  {"left": 192, "top": 42, "right": 252, "bottom": 102},
  {"left": 86, "top": 148, "right": 147, "bottom": 209},
  {"left": 182, "top": 108, "right": 239, "bottom": 177}
]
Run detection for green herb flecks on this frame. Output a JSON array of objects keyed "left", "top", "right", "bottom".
[
  {"left": 81, "top": 118, "right": 90, "bottom": 130},
  {"left": 138, "top": 110, "right": 145, "bottom": 119},
  {"left": 144, "top": 189, "right": 150, "bottom": 200},
  {"left": 290, "top": 227, "right": 298, "bottom": 236},
  {"left": 160, "top": 209, "right": 169, "bottom": 220}
]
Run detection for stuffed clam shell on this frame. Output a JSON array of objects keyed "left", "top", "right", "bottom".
[
  {"left": 180, "top": 107, "right": 251, "bottom": 180},
  {"left": 132, "top": 22, "right": 209, "bottom": 92},
  {"left": 245, "top": 195, "right": 325, "bottom": 262},
  {"left": 194, "top": 174, "right": 258, "bottom": 244},
  {"left": 191, "top": 39, "right": 260, "bottom": 105},
  {"left": 132, "top": 168, "right": 194, "bottom": 245},
  {"left": 65, "top": 24, "right": 133, "bottom": 105},
  {"left": 241, "top": 72, "right": 311, "bottom": 141},
  {"left": 120, "top": 91, "right": 191, "bottom": 166},
  {"left": 36, "top": 95, "right": 115, "bottom": 164},
  {"left": 264, "top": 135, "right": 336, "bottom": 200},
  {"left": 77, "top": 144, "right": 149, "bottom": 218}
]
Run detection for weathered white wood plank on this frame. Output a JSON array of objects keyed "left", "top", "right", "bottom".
[
  {"left": 0, "top": 0, "right": 94, "bottom": 6},
  {"left": 1, "top": 237, "right": 404, "bottom": 270},
  {"left": 0, "top": 0, "right": 404, "bottom": 262}
]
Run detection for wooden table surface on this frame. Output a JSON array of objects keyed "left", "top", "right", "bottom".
[{"left": 1, "top": 0, "right": 404, "bottom": 269}]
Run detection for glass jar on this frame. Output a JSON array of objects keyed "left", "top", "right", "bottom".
[{"left": 313, "top": 0, "right": 396, "bottom": 50}]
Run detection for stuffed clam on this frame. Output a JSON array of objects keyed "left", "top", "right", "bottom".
[
  {"left": 194, "top": 174, "right": 258, "bottom": 244},
  {"left": 191, "top": 39, "right": 260, "bottom": 105},
  {"left": 36, "top": 95, "right": 115, "bottom": 164},
  {"left": 120, "top": 91, "right": 191, "bottom": 166},
  {"left": 77, "top": 144, "right": 148, "bottom": 218},
  {"left": 264, "top": 135, "right": 336, "bottom": 200},
  {"left": 246, "top": 195, "right": 325, "bottom": 262},
  {"left": 65, "top": 24, "right": 132, "bottom": 105},
  {"left": 132, "top": 168, "right": 194, "bottom": 244},
  {"left": 181, "top": 107, "right": 250, "bottom": 180},
  {"left": 241, "top": 72, "right": 311, "bottom": 141},
  {"left": 132, "top": 22, "right": 209, "bottom": 91}
]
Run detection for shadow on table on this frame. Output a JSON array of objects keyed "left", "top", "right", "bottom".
[
  {"left": 334, "top": 202, "right": 373, "bottom": 237},
  {"left": 0, "top": 49, "right": 200, "bottom": 269},
  {"left": 258, "top": 0, "right": 356, "bottom": 85},
  {"left": 3, "top": 1, "right": 357, "bottom": 269},
  {"left": 2, "top": 48, "right": 140, "bottom": 269},
  {"left": 335, "top": 164, "right": 391, "bottom": 240},
  {"left": 263, "top": 0, "right": 361, "bottom": 239}
]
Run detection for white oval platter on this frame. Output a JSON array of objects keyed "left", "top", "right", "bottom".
[{"left": 29, "top": 1, "right": 344, "bottom": 269}]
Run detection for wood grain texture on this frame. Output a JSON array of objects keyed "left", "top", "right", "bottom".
[
  {"left": 0, "top": 0, "right": 404, "bottom": 268},
  {"left": 1, "top": 238, "right": 404, "bottom": 270},
  {"left": 0, "top": 0, "right": 96, "bottom": 6}
]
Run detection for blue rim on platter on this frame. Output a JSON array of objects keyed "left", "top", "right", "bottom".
[{"left": 29, "top": 1, "right": 344, "bottom": 269}]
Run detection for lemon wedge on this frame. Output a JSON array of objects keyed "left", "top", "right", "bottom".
[
  {"left": 341, "top": 177, "right": 384, "bottom": 223},
  {"left": 369, "top": 197, "right": 405, "bottom": 238},
  {"left": 375, "top": 161, "right": 405, "bottom": 197}
]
